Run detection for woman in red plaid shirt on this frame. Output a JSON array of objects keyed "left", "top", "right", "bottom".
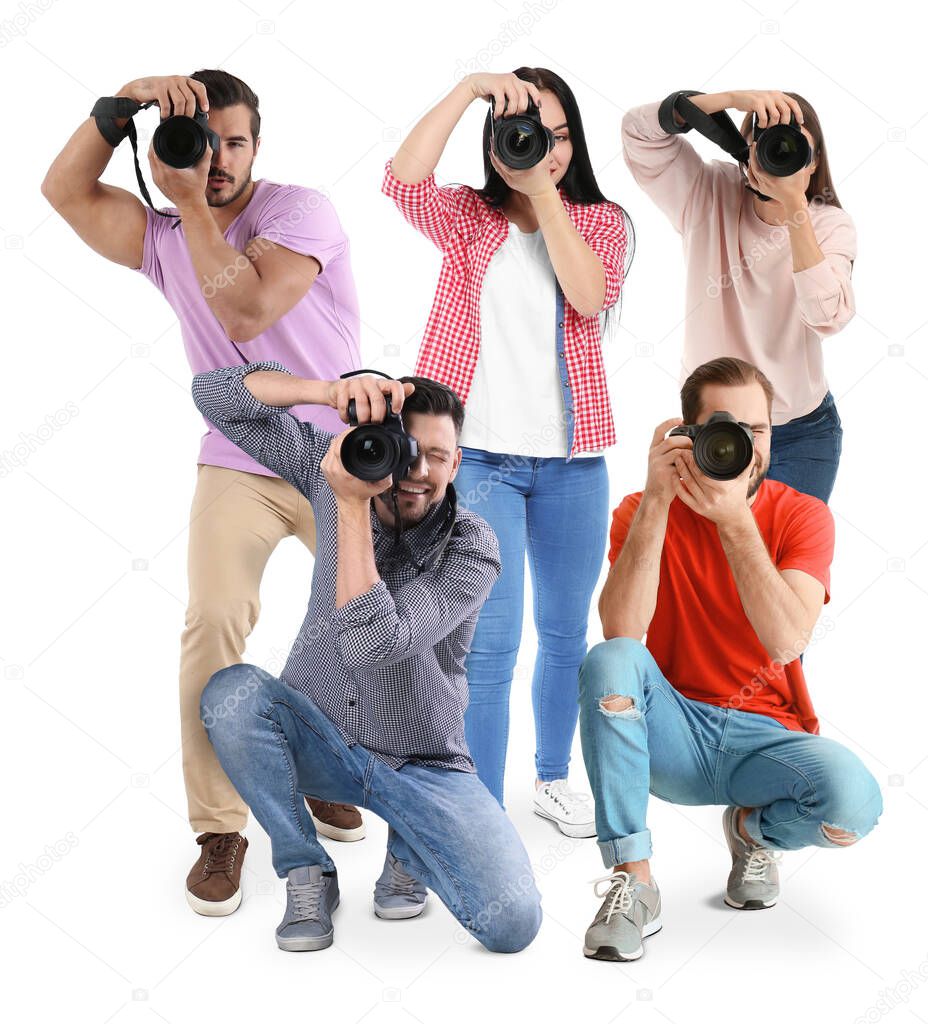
[{"left": 382, "top": 68, "right": 633, "bottom": 835}]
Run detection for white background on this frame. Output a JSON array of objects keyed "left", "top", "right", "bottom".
[{"left": 1, "top": 0, "right": 923, "bottom": 1021}]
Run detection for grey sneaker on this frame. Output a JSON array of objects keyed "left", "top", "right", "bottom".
[
  {"left": 373, "top": 851, "right": 428, "bottom": 920},
  {"left": 583, "top": 871, "right": 662, "bottom": 962},
  {"left": 722, "top": 806, "right": 782, "bottom": 910},
  {"left": 276, "top": 865, "right": 340, "bottom": 951}
]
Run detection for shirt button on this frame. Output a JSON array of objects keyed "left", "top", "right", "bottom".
[
  {"left": 348, "top": 699, "right": 356, "bottom": 707},
  {"left": 558, "top": 321, "right": 564, "bottom": 328}
]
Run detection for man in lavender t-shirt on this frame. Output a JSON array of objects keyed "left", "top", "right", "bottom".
[{"left": 41, "top": 69, "right": 365, "bottom": 916}]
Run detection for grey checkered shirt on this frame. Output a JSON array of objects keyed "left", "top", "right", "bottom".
[{"left": 192, "top": 360, "right": 501, "bottom": 772}]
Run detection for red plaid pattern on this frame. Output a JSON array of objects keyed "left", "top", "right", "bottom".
[{"left": 381, "top": 159, "right": 628, "bottom": 456}]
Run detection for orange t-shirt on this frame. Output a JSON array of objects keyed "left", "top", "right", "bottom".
[{"left": 608, "top": 479, "right": 834, "bottom": 734}]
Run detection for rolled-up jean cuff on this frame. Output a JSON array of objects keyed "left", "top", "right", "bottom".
[{"left": 598, "top": 829, "right": 652, "bottom": 868}]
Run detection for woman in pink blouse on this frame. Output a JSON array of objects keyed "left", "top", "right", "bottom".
[
  {"left": 623, "top": 89, "right": 855, "bottom": 504},
  {"left": 382, "top": 68, "right": 632, "bottom": 833}
]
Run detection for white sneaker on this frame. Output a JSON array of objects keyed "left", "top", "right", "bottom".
[{"left": 533, "top": 779, "right": 596, "bottom": 838}]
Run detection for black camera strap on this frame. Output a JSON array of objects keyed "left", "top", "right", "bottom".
[
  {"left": 91, "top": 96, "right": 183, "bottom": 229},
  {"left": 658, "top": 91, "right": 772, "bottom": 202}
]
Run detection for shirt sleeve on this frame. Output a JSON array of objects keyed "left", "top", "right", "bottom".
[
  {"left": 191, "top": 360, "right": 331, "bottom": 501},
  {"left": 330, "top": 518, "right": 501, "bottom": 671},
  {"left": 622, "top": 101, "right": 725, "bottom": 236},
  {"left": 583, "top": 202, "right": 630, "bottom": 313},
  {"left": 380, "top": 157, "right": 464, "bottom": 252},
  {"left": 792, "top": 211, "right": 857, "bottom": 336},
  {"left": 251, "top": 186, "right": 348, "bottom": 273},
  {"left": 776, "top": 497, "right": 835, "bottom": 603},
  {"left": 134, "top": 205, "right": 166, "bottom": 290},
  {"left": 607, "top": 493, "right": 643, "bottom": 566}
]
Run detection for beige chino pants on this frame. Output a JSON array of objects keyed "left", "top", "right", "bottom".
[{"left": 179, "top": 464, "right": 316, "bottom": 833}]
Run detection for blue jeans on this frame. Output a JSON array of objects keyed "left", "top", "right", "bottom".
[
  {"left": 454, "top": 449, "right": 610, "bottom": 803},
  {"left": 200, "top": 664, "right": 542, "bottom": 953},
  {"left": 578, "top": 639, "right": 882, "bottom": 868},
  {"left": 768, "top": 391, "right": 843, "bottom": 504}
]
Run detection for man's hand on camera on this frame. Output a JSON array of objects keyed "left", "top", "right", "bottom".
[
  {"left": 118, "top": 76, "right": 210, "bottom": 117},
  {"left": 642, "top": 418, "right": 690, "bottom": 507},
  {"left": 671, "top": 448, "right": 754, "bottom": 528},
  {"left": 326, "top": 376, "right": 415, "bottom": 425},
  {"left": 148, "top": 144, "right": 211, "bottom": 212},
  {"left": 321, "top": 430, "right": 392, "bottom": 506}
]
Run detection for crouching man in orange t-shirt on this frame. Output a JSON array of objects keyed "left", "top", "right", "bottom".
[{"left": 579, "top": 356, "right": 882, "bottom": 963}]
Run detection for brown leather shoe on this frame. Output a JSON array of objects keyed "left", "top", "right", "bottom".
[
  {"left": 304, "top": 797, "right": 365, "bottom": 842},
  {"left": 186, "top": 832, "right": 248, "bottom": 916}
]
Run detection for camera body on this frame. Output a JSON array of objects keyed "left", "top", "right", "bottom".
[
  {"left": 341, "top": 395, "right": 420, "bottom": 483},
  {"left": 751, "top": 112, "right": 812, "bottom": 178},
  {"left": 669, "top": 412, "right": 755, "bottom": 481},
  {"left": 490, "top": 97, "right": 555, "bottom": 170},
  {"left": 152, "top": 104, "right": 220, "bottom": 169}
]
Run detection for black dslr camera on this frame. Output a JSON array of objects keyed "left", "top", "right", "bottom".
[
  {"left": 751, "top": 112, "right": 812, "bottom": 178},
  {"left": 669, "top": 412, "right": 754, "bottom": 480},
  {"left": 341, "top": 394, "right": 419, "bottom": 483},
  {"left": 153, "top": 104, "right": 220, "bottom": 169},
  {"left": 490, "top": 96, "right": 555, "bottom": 170}
]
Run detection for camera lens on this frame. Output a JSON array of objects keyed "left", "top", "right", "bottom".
[
  {"left": 694, "top": 421, "right": 754, "bottom": 480},
  {"left": 341, "top": 426, "right": 401, "bottom": 481},
  {"left": 495, "top": 117, "right": 549, "bottom": 170},
  {"left": 756, "top": 125, "right": 810, "bottom": 177},
  {"left": 153, "top": 116, "right": 208, "bottom": 169}
]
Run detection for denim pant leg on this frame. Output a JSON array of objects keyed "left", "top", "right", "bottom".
[
  {"left": 578, "top": 638, "right": 720, "bottom": 868},
  {"left": 718, "top": 710, "right": 884, "bottom": 850},
  {"left": 455, "top": 448, "right": 529, "bottom": 805},
  {"left": 366, "top": 760, "right": 542, "bottom": 953},
  {"left": 201, "top": 664, "right": 367, "bottom": 876},
  {"left": 527, "top": 456, "right": 609, "bottom": 783},
  {"left": 768, "top": 391, "right": 843, "bottom": 503}
]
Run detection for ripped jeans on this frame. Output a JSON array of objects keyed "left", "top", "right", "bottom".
[{"left": 578, "top": 638, "right": 883, "bottom": 868}]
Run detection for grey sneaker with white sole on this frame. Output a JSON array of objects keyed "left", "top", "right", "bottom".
[
  {"left": 722, "top": 805, "right": 782, "bottom": 910},
  {"left": 373, "top": 851, "right": 428, "bottom": 920},
  {"left": 276, "top": 864, "right": 340, "bottom": 951},
  {"left": 583, "top": 870, "right": 662, "bottom": 962}
]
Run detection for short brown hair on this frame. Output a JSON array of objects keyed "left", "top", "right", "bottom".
[
  {"left": 680, "top": 357, "right": 774, "bottom": 424},
  {"left": 189, "top": 69, "right": 260, "bottom": 144}
]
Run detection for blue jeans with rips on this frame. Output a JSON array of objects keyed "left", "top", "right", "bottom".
[
  {"left": 578, "top": 638, "right": 883, "bottom": 868},
  {"left": 200, "top": 664, "right": 542, "bottom": 953}
]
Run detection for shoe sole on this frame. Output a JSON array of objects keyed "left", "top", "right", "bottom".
[
  {"left": 724, "top": 895, "right": 777, "bottom": 910},
  {"left": 186, "top": 885, "right": 242, "bottom": 917},
  {"left": 533, "top": 806, "right": 596, "bottom": 839},
  {"left": 276, "top": 896, "right": 340, "bottom": 951},
  {"left": 306, "top": 798, "right": 366, "bottom": 842},
  {"left": 373, "top": 900, "right": 427, "bottom": 920},
  {"left": 583, "top": 919, "right": 663, "bottom": 962}
]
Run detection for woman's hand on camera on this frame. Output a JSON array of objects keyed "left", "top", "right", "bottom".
[
  {"left": 119, "top": 76, "right": 210, "bottom": 119},
  {"left": 326, "top": 376, "right": 415, "bottom": 426},
  {"left": 726, "top": 90, "right": 804, "bottom": 128},
  {"left": 467, "top": 73, "right": 543, "bottom": 118}
]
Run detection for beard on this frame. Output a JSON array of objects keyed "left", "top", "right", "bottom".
[
  {"left": 746, "top": 451, "right": 769, "bottom": 499},
  {"left": 205, "top": 166, "right": 253, "bottom": 208}
]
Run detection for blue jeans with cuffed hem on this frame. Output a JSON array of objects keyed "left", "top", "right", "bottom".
[
  {"left": 200, "top": 664, "right": 542, "bottom": 953},
  {"left": 768, "top": 391, "right": 843, "bottom": 504},
  {"left": 578, "top": 638, "right": 883, "bottom": 869},
  {"left": 454, "top": 448, "right": 609, "bottom": 805}
]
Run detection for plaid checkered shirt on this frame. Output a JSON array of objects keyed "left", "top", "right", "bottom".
[
  {"left": 192, "top": 360, "right": 501, "bottom": 772},
  {"left": 381, "top": 158, "right": 629, "bottom": 457}
]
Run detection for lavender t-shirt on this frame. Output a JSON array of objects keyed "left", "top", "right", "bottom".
[{"left": 135, "top": 179, "right": 361, "bottom": 477}]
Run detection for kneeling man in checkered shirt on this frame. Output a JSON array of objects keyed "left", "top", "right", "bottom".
[{"left": 192, "top": 360, "right": 542, "bottom": 953}]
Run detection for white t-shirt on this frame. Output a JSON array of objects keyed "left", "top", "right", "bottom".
[{"left": 458, "top": 222, "right": 601, "bottom": 459}]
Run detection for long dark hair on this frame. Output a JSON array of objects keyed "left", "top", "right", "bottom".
[
  {"left": 476, "top": 66, "right": 635, "bottom": 332},
  {"left": 740, "top": 92, "right": 842, "bottom": 209}
]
